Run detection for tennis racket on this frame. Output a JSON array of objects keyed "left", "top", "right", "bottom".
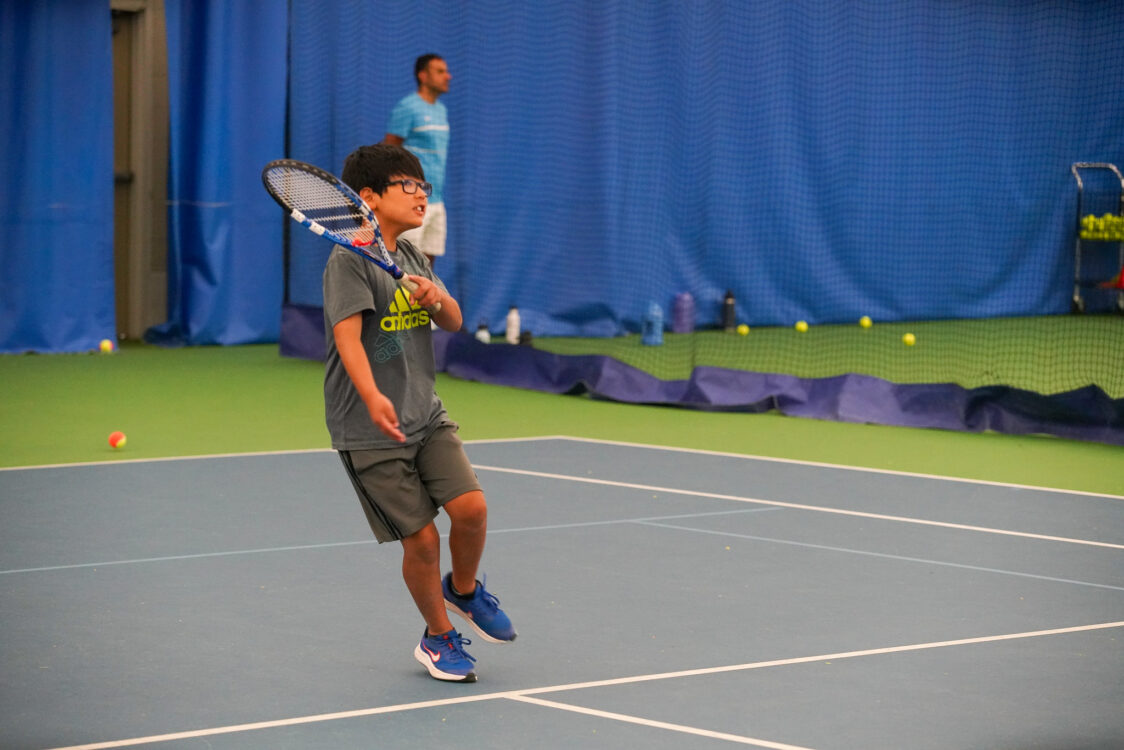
[{"left": 261, "top": 159, "right": 440, "bottom": 311}]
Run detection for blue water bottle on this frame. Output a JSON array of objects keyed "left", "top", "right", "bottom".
[{"left": 642, "top": 301, "right": 664, "bottom": 346}]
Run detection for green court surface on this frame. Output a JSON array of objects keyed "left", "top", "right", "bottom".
[
  {"left": 1, "top": 343, "right": 1120, "bottom": 496},
  {"left": 535, "top": 315, "right": 1124, "bottom": 398}
]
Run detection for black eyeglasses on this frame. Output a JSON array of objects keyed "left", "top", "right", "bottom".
[{"left": 387, "top": 179, "right": 433, "bottom": 197}]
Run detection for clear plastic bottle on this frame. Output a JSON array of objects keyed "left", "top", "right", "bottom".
[
  {"left": 505, "top": 306, "right": 520, "bottom": 344},
  {"left": 474, "top": 321, "right": 491, "bottom": 343}
]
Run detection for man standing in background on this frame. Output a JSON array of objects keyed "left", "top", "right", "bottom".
[{"left": 383, "top": 54, "right": 451, "bottom": 268}]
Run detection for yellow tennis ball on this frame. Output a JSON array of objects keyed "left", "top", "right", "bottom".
[
  {"left": 795, "top": 321, "right": 808, "bottom": 332},
  {"left": 902, "top": 333, "right": 916, "bottom": 346},
  {"left": 99, "top": 339, "right": 114, "bottom": 353},
  {"left": 108, "top": 431, "right": 127, "bottom": 449},
  {"left": 736, "top": 324, "right": 750, "bottom": 335},
  {"left": 859, "top": 316, "right": 872, "bottom": 329}
]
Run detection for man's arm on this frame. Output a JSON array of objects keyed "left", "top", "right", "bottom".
[{"left": 332, "top": 313, "right": 406, "bottom": 443}]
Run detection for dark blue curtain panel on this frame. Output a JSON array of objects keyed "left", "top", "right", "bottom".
[
  {"left": 147, "top": 0, "right": 287, "bottom": 346},
  {"left": 0, "top": 1, "right": 113, "bottom": 353}
]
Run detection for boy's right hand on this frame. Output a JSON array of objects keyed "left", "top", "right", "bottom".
[{"left": 366, "top": 393, "right": 406, "bottom": 443}]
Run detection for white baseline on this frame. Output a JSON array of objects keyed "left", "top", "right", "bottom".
[{"left": 47, "top": 621, "right": 1124, "bottom": 750}]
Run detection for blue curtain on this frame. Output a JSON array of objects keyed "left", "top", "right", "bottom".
[
  {"left": 4, "top": 2, "right": 1122, "bottom": 354},
  {"left": 284, "top": 0, "right": 1124, "bottom": 343},
  {"left": 0, "top": 0, "right": 113, "bottom": 353},
  {"left": 147, "top": 0, "right": 287, "bottom": 346}
]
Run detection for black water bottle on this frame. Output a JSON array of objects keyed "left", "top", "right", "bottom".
[{"left": 722, "top": 290, "right": 736, "bottom": 332}]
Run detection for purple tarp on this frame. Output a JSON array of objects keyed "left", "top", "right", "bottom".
[
  {"left": 433, "top": 330, "right": 1124, "bottom": 446},
  {"left": 280, "top": 303, "right": 1122, "bottom": 445}
]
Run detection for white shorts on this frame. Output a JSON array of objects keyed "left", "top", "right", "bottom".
[{"left": 399, "top": 202, "right": 446, "bottom": 258}]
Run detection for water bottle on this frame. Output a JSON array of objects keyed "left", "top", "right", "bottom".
[
  {"left": 505, "top": 306, "right": 520, "bottom": 344},
  {"left": 722, "top": 290, "right": 736, "bottom": 332},
  {"left": 474, "top": 321, "right": 491, "bottom": 343},
  {"left": 641, "top": 301, "right": 664, "bottom": 346},
  {"left": 671, "top": 292, "right": 695, "bottom": 334}
]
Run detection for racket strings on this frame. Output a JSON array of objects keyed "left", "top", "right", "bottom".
[{"left": 265, "top": 167, "right": 370, "bottom": 244}]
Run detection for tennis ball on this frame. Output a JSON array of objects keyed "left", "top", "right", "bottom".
[
  {"left": 902, "top": 333, "right": 916, "bottom": 346},
  {"left": 108, "top": 431, "right": 127, "bottom": 449},
  {"left": 859, "top": 316, "right": 872, "bottom": 329},
  {"left": 99, "top": 339, "right": 114, "bottom": 353},
  {"left": 795, "top": 321, "right": 808, "bottom": 333},
  {"left": 736, "top": 323, "right": 750, "bottom": 335}
]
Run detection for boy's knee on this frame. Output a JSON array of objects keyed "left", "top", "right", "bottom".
[
  {"left": 402, "top": 524, "right": 441, "bottom": 562},
  {"left": 446, "top": 490, "right": 487, "bottom": 527}
]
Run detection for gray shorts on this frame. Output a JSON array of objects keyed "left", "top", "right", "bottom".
[{"left": 338, "top": 424, "right": 482, "bottom": 543}]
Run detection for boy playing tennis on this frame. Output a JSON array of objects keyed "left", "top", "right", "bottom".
[{"left": 324, "top": 143, "right": 515, "bottom": 682}]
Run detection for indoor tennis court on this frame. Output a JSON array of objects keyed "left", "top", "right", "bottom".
[
  {"left": 4, "top": 3, "right": 1123, "bottom": 748},
  {"left": 2, "top": 437, "right": 1122, "bottom": 749}
]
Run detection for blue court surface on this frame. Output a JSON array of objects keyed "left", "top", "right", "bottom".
[{"left": 1, "top": 437, "right": 1122, "bottom": 749}]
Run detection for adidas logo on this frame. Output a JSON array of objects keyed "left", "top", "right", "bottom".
[{"left": 380, "top": 286, "right": 431, "bottom": 332}]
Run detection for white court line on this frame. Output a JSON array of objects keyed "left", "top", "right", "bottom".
[
  {"left": 4, "top": 434, "right": 1120, "bottom": 502},
  {"left": 0, "top": 436, "right": 555, "bottom": 473},
  {"left": 11, "top": 500, "right": 1108, "bottom": 589},
  {"left": 637, "top": 521, "right": 1124, "bottom": 592},
  {"left": 507, "top": 695, "right": 814, "bottom": 749},
  {"left": 0, "top": 448, "right": 334, "bottom": 472},
  {"left": 512, "top": 620, "right": 1124, "bottom": 695},
  {"left": 487, "top": 506, "right": 780, "bottom": 535},
  {"left": 0, "top": 508, "right": 776, "bottom": 576},
  {"left": 0, "top": 540, "right": 377, "bottom": 576},
  {"left": 473, "top": 465, "right": 1124, "bottom": 550},
  {"left": 5, "top": 460, "right": 1118, "bottom": 576},
  {"left": 544, "top": 436, "right": 1124, "bottom": 500},
  {"left": 46, "top": 621, "right": 1124, "bottom": 750}
]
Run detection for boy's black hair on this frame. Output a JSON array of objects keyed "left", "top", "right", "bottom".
[
  {"left": 414, "top": 53, "right": 443, "bottom": 85},
  {"left": 341, "top": 144, "right": 425, "bottom": 195}
]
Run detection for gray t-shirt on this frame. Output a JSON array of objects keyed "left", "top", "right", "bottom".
[{"left": 322, "top": 240, "right": 451, "bottom": 449}]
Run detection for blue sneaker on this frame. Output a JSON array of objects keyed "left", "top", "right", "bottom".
[
  {"left": 442, "top": 573, "right": 517, "bottom": 643},
  {"left": 414, "top": 629, "right": 477, "bottom": 682}
]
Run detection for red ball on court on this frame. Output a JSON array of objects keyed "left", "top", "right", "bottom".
[{"left": 108, "top": 431, "right": 127, "bottom": 449}]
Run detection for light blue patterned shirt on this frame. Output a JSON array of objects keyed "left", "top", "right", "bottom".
[{"left": 386, "top": 93, "right": 449, "bottom": 204}]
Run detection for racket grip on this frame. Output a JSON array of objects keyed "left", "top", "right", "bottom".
[{"left": 399, "top": 276, "right": 442, "bottom": 313}]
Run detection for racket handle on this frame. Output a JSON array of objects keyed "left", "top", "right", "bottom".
[{"left": 399, "top": 276, "right": 442, "bottom": 313}]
